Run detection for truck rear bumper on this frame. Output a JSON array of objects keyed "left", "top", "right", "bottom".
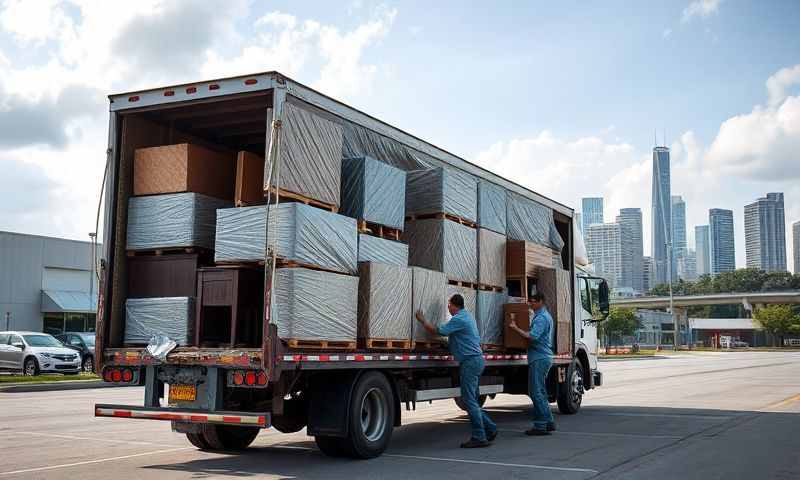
[{"left": 95, "top": 404, "right": 270, "bottom": 428}]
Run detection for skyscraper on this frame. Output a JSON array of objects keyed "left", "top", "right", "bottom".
[
  {"left": 695, "top": 225, "right": 711, "bottom": 276},
  {"left": 642, "top": 256, "right": 654, "bottom": 293},
  {"left": 710, "top": 208, "right": 735, "bottom": 274},
  {"left": 793, "top": 221, "right": 800, "bottom": 274},
  {"left": 671, "top": 196, "right": 687, "bottom": 256},
  {"left": 678, "top": 249, "right": 697, "bottom": 281},
  {"left": 744, "top": 193, "right": 787, "bottom": 272},
  {"left": 652, "top": 146, "right": 672, "bottom": 286},
  {"left": 586, "top": 222, "right": 622, "bottom": 288},
  {"left": 616, "top": 208, "right": 644, "bottom": 293},
  {"left": 582, "top": 198, "right": 604, "bottom": 235}
]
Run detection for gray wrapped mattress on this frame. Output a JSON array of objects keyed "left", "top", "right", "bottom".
[
  {"left": 478, "top": 180, "right": 506, "bottom": 234},
  {"left": 214, "top": 203, "right": 358, "bottom": 274},
  {"left": 358, "top": 262, "right": 413, "bottom": 341},
  {"left": 506, "top": 191, "right": 564, "bottom": 251},
  {"left": 403, "top": 218, "right": 477, "bottom": 283},
  {"left": 127, "top": 193, "right": 231, "bottom": 251},
  {"left": 358, "top": 234, "right": 408, "bottom": 267},
  {"left": 476, "top": 290, "right": 508, "bottom": 346},
  {"left": 410, "top": 267, "right": 447, "bottom": 343},
  {"left": 124, "top": 297, "right": 195, "bottom": 346},
  {"left": 406, "top": 167, "right": 478, "bottom": 222},
  {"left": 341, "top": 156, "right": 406, "bottom": 229},
  {"left": 478, "top": 228, "right": 506, "bottom": 288},
  {"left": 273, "top": 267, "right": 358, "bottom": 342},
  {"left": 446, "top": 284, "right": 477, "bottom": 322}
]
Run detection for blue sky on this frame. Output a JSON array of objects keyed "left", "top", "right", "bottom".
[{"left": 0, "top": 0, "right": 799, "bottom": 269}]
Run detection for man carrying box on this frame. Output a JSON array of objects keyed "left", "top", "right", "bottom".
[
  {"left": 416, "top": 294, "right": 497, "bottom": 448},
  {"left": 508, "top": 292, "right": 556, "bottom": 436}
]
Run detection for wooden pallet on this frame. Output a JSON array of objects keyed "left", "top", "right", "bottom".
[
  {"left": 413, "top": 341, "right": 447, "bottom": 350},
  {"left": 405, "top": 212, "right": 477, "bottom": 229},
  {"left": 364, "top": 338, "right": 413, "bottom": 350},
  {"left": 127, "top": 247, "right": 206, "bottom": 257},
  {"left": 478, "top": 284, "right": 505, "bottom": 293},
  {"left": 275, "top": 259, "right": 347, "bottom": 276},
  {"left": 234, "top": 199, "right": 266, "bottom": 208},
  {"left": 447, "top": 279, "right": 478, "bottom": 289},
  {"left": 266, "top": 186, "right": 338, "bottom": 213},
  {"left": 358, "top": 220, "right": 402, "bottom": 241},
  {"left": 285, "top": 339, "right": 356, "bottom": 350}
]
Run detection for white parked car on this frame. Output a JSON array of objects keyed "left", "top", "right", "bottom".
[{"left": 0, "top": 331, "right": 82, "bottom": 376}]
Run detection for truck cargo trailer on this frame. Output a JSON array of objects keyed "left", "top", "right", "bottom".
[{"left": 94, "top": 72, "right": 610, "bottom": 459}]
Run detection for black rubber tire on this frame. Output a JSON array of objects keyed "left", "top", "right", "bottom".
[
  {"left": 24, "top": 357, "right": 39, "bottom": 376},
  {"left": 82, "top": 356, "right": 94, "bottom": 373},
  {"left": 316, "top": 371, "right": 394, "bottom": 459},
  {"left": 557, "top": 360, "right": 584, "bottom": 415},
  {"left": 454, "top": 394, "right": 488, "bottom": 412},
  {"left": 272, "top": 399, "right": 308, "bottom": 434},
  {"left": 199, "top": 424, "right": 260, "bottom": 451},
  {"left": 186, "top": 432, "right": 212, "bottom": 450},
  {"left": 314, "top": 435, "right": 349, "bottom": 457}
]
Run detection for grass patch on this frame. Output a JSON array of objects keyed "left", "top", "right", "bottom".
[{"left": 0, "top": 372, "right": 99, "bottom": 384}]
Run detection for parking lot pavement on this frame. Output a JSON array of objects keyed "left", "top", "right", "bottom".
[{"left": 1, "top": 351, "right": 799, "bottom": 479}]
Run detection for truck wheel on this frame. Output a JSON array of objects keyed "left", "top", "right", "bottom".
[
  {"left": 198, "top": 424, "right": 260, "bottom": 451},
  {"left": 454, "top": 395, "right": 487, "bottom": 411},
  {"left": 272, "top": 399, "right": 307, "bottom": 434},
  {"left": 316, "top": 371, "right": 394, "bottom": 459},
  {"left": 557, "top": 360, "right": 584, "bottom": 414},
  {"left": 186, "top": 432, "right": 212, "bottom": 450}
]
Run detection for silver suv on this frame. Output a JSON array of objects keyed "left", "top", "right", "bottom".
[{"left": 0, "top": 331, "right": 82, "bottom": 376}]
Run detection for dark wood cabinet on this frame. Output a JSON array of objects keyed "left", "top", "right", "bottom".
[
  {"left": 195, "top": 266, "right": 263, "bottom": 347},
  {"left": 127, "top": 254, "right": 200, "bottom": 298}
]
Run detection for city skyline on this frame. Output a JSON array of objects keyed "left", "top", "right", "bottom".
[{"left": 744, "top": 193, "right": 787, "bottom": 272}]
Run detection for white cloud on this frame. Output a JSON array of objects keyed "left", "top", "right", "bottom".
[
  {"left": 662, "top": 28, "right": 672, "bottom": 39},
  {"left": 0, "top": 0, "right": 72, "bottom": 44},
  {"left": 682, "top": 0, "right": 722, "bottom": 23},
  {"left": 766, "top": 64, "right": 800, "bottom": 107}
]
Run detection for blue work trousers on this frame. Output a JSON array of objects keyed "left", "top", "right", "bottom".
[
  {"left": 459, "top": 355, "right": 497, "bottom": 442},
  {"left": 528, "top": 357, "right": 554, "bottom": 430}
]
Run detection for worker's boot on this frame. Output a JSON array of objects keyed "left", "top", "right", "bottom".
[
  {"left": 460, "top": 438, "right": 490, "bottom": 448},
  {"left": 546, "top": 422, "right": 556, "bottom": 432},
  {"left": 525, "top": 427, "right": 551, "bottom": 436}
]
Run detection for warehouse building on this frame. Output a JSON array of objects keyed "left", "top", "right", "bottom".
[{"left": 0, "top": 231, "right": 99, "bottom": 334}]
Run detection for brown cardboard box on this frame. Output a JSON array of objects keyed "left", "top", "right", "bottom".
[
  {"left": 235, "top": 151, "right": 265, "bottom": 206},
  {"left": 506, "top": 240, "right": 553, "bottom": 278},
  {"left": 503, "top": 303, "right": 531, "bottom": 350},
  {"left": 134, "top": 143, "right": 235, "bottom": 200},
  {"left": 537, "top": 267, "right": 573, "bottom": 356}
]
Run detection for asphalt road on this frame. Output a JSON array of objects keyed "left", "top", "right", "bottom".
[{"left": 1, "top": 351, "right": 799, "bottom": 479}]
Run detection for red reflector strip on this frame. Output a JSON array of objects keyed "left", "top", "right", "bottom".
[
  {"left": 222, "top": 416, "right": 241, "bottom": 423},
  {"left": 186, "top": 87, "right": 197, "bottom": 94},
  {"left": 164, "top": 90, "right": 175, "bottom": 97},
  {"left": 113, "top": 410, "right": 132, "bottom": 417},
  {"left": 128, "top": 96, "right": 139, "bottom": 102},
  {"left": 209, "top": 84, "right": 220, "bottom": 90},
  {"left": 95, "top": 408, "right": 268, "bottom": 427},
  {"left": 244, "top": 78, "right": 257, "bottom": 85}
]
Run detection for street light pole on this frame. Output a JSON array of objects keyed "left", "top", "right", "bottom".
[
  {"left": 667, "top": 240, "right": 677, "bottom": 350},
  {"left": 89, "top": 232, "right": 97, "bottom": 329}
]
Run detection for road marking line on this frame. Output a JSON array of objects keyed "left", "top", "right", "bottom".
[
  {"left": 586, "top": 412, "right": 733, "bottom": 420},
  {"left": 761, "top": 393, "right": 800, "bottom": 411},
  {"left": 385, "top": 453, "right": 598, "bottom": 473},
  {"left": 271, "top": 445, "right": 598, "bottom": 473},
  {"left": 17, "top": 431, "right": 182, "bottom": 448},
  {"left": 0, "top": 447, "right": 192, "bottom": 476}
]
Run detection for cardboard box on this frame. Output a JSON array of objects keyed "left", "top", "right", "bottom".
[
  {"left": 506, "top": 240, "right": 554, "bottom": 278},
  {"left": 503, "top": 302, "right": 531, "bottom": 350},
  {"left": 134, "top": 143, "right": 235, "bottom": 200},
  {"left": 235, "top": 151, "right": 265, "bottom": 206}
]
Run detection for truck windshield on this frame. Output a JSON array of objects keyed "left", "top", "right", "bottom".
[{"left": 23, "top": 335, "right": 64, "bottom": 347}]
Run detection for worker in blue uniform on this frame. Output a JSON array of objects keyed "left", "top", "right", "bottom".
[
  {"left": 508, "top": 292, "right": 556, "bottom": 435},
  {"left": 416, "top": 294, "right": 497, "bottom": 448}
]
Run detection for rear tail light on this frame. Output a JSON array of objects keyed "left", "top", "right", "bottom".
[
  {"left": 186, "top": 86, "right": 197, "bottom": 94},
  {"left": 103, "top": 367, "right": 136, "bottom": 384},
  {"left": 228, "top": 369, "right": 267, "bottom": 388},
  {"left": 128, "top": 95, "right": 140, "bottom": 102},
  {"left": 209, "top": 83, "right": 220, "bottom": 90},
  {"left": 164, "top": 90, "right": 175, "bottom": 97}
]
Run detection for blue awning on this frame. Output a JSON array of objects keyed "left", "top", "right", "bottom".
[{"left": 41, "top": 290, "right": 97, "bottom": 313}]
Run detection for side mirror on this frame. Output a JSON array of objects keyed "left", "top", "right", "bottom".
[
  {"left": 598, "top": 280, "right": 610, "bottom": 319},
  {"left": 11, "top": 342, "right": 24, "bottom": 350}
]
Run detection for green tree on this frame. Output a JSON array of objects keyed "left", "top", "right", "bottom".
[
  {"left": 753, "top": 305, "right": 800, "bottom": 347},
  {"left": 602, "top": 307, "right": 641, "bottom": 346},
  {"left": 761, "top": 271, "right": 794, "bottom": 291}
]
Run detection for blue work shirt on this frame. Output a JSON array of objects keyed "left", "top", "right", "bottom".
[
  {"left": 437, "top": 309, "right": 483, "bottom": 362},
  {"left": 528, "top": 306, "right": 553, "bottom": 362}
]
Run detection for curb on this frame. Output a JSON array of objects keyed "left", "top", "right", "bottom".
[{"left": 0, "top": 380, "right": 136, "bottom": 393}]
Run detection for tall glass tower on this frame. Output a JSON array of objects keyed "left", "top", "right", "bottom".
[
  {"left": 617, "top": 208, "right": 644, "bottom": 293},
  {"left": 581, "top": 198, "right": 604, "bottom": 234},
  {"left": 744, "top": 192, "right": 786, "bottom": 272},
  {"left": 695, "top": 225, "right": 711, "bottom": 276},
  {"left": 651, "top": 146, "right": 672, "bottom": 285},
  {"left": 710, "top": 208, "right": 735, "bottom": 274}
]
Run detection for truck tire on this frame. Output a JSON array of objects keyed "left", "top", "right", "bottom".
[
  {"left": 272, "top": 399, "right": 307, "bottom": 434},
  {"left": 196, "top": 424, "right": 260, "bottom": 451},
  {"left": 454, "top": 395, "right": 487, "bottom": 411},
  {"left": 316, "top": 371, "right": 394, "bottom": 459},
  {"left": 186, "top": 432, "right": 212, "bottom": 450},
  {"left": 557, "top": 360, "right": 584, "bottom": 414}
]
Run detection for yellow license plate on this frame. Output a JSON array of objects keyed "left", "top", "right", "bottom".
[{"left": 169, "top": 384, "right": 197, "bottom": 402}]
